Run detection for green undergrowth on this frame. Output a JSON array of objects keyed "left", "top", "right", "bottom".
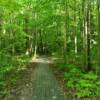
[
  {"left": 57, "top": 63, "right": 100, "bottom": 98},
  {"left": 0, "top": 53, "right": 30, "bottom": 98}
]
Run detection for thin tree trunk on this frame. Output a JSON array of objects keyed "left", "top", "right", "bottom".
[
  {"left": 63, "top": 0, "right": 69, "bottom": 64},
  {"left": 97, "top": 0, "right": 100, "bottom": 66},
  {"left": 34, "top": 13, "right": 38, "bottom": 57},
  {"left": 86, "top": 0, "right": 91, "bottom": 71},
  {"left": 34, "top": 32, "right": 37, "bottom": 57},
  {"left": 74, "top": 0, "right": 78, "bottom": 59}
]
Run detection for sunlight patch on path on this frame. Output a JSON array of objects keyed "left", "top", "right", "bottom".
[{"left": 31, "top": 56, "right": 52, "bottom": 64}]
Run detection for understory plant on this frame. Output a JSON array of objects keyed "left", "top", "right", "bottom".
[
  {"left": 64, "top": 64, "right": 100, "bottom": 98},
  {"left": 0, "top": 53, "right": 30, "bottom": 97}
]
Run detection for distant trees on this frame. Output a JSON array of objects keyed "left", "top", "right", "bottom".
[{"left": 0, "top": 0, "right": 99, "bottom": 71}]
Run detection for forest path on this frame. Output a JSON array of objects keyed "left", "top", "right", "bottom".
[
  {"left": 10, "top": 57, "right": 65, "bottom": 100},
  {"left": 31, "top": 57, "right": 65, "bottom": 100}
]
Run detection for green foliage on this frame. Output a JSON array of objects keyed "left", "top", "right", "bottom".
[
  {"left": 0, "top": 53, "right": 30, "bottom": 97},
  {"left": 0, "top": 0, "right": 100, "bottom": 99},
  {"left": 0, "top": 53, "right": 11, "bottom": 67},
  {"left": 64, "top": 64, "right": 100, "bottom": 98}
]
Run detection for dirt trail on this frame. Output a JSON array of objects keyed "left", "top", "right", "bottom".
[{"left": 9, "top": 57, "right": 65, "bottom": 100}]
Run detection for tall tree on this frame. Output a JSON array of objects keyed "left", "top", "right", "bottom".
[
  {"left": 86, "top": 0, "right": 91, "bottom": 71},
  {"left": 97, "top": 0, "right": 100, "bottom": 66}
]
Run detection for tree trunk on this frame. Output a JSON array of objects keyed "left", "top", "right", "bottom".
[
  {"left": 97, "top": 0, "right": 100, "bottom": 66},
  {"left": 63, "top": 0, "right": 69, "bottom": 64},
  {"left": 86, "top": 0, "right": 91, "bottom": 71},
  {"left": 74, "top": 0, "right": 78, "bottom": 59}
]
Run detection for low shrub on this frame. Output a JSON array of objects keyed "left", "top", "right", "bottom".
[{"left": 64, "top": 64, "right": 100, "bottom": 98}]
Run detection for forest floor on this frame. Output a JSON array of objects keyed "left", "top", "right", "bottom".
[{"left": 3, "top": 56, "right": 68, "bottom": 100}]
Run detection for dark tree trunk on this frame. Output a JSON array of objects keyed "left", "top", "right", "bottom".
[{"left": 86, "top": 0, "right": 91, "bottom": 71}]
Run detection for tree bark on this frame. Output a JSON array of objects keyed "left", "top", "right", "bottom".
[
  {"left": 97, "top": 0, "right": 100, "bottom": 66},
  {"left": 86, "top": 0, "right": 91, "bottom": 71}
]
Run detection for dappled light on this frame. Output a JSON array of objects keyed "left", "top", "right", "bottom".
[{"left": 31, "top": 57, "right": 52, "bottom": 64}]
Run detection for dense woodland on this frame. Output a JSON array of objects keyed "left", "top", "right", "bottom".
[{"left": 0, "top": 0, "right": 100, "bottom": 99}]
